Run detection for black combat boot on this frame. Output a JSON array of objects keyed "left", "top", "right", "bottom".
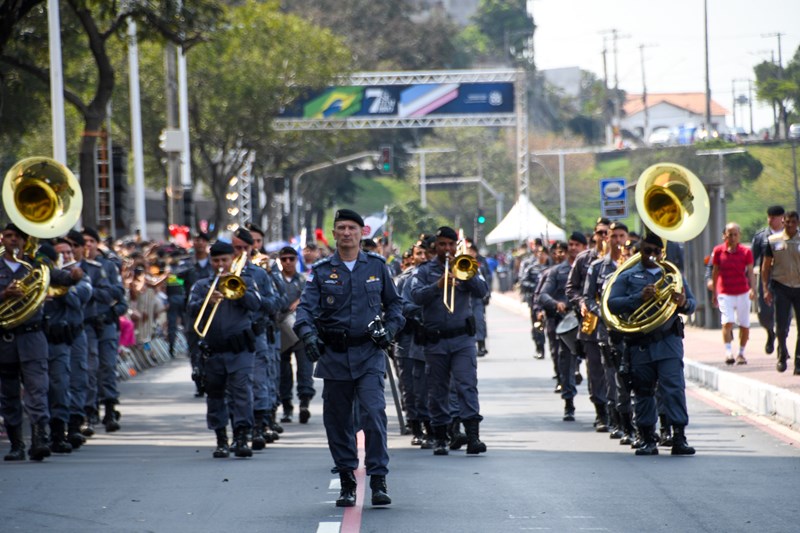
[
  {"left": 671, "top": 425, "right": 696, "bottom": 456},
  {"left": 463, "top": 418, "right": 487, "bottom": 455},
  {"left": 563, "top": 398, "right": 575, "bottom": 422},
  {"left": 4, "top": 425, "right": 26, "bottom": 461},
  {"left": 794, "top": 356, "right": 800, "bottom": 376},
  {"left": 251, "top": 410, "right": 267, "bottom": 451},
  {"left": 337, "top": 471, "right": 357, "bottom": 507},
  {"left": 102, "top": 400, "right": 121, "bottom": 432},
  {"left": 67, "top": 415, "right": 86, "bottom": 450},
  {"left": 432, "top": 425, "right": 449, "bottom": 456},
  {"left": 49, "top": 419, "right": 73, "bottom": 454},
  {"left": 280, "top": 400, "right": 293, "bottom": 423},
  {"left": 299, "top": 397, "right": 311, "bottom": 424},
  {"left": 213, "top": 428, "right": 230, "bottom": 458},
  {"left": 370, "top": 474, "right": 391, "bottom": 506},
  {"left": 777, "top": 343, "right": 789, "bottom": 373},
  {"left": 634, "top": 425, "right": 659, "bottom": 456},
  {"left": 421, "top": 421, "right": 434, "bottom": 449},
  {"left": 619, "top": 412, "right": 634, "bottom": 445},
  {"left": 82, "top": 407, "right": 97, "bottom": 437},
  {"left": 233, "top": 426, "right": 252, "bottom": 458},
  {"left": 608, "top": 406, "right": 624, "bottom": 439},
  {"left": 658, "top": 414, "right": 673, "bottom": 447},
  {"left": 594, "top": 403, "right": 609, "bottom": 432},
  {"left": 448, "top": 418, "right": 467, "bottom": 450},
  {"left": 269, "top": 409, "right": 283, "bottom": 436},
  {"left": 29, "top": 422, "right": 52, "bottom": 461},
  {"left": 409, "top": 420, "right": 423, "bottom": 446},
  {"left": 476, "top": 340, "right": 488, "bottom": 357}
]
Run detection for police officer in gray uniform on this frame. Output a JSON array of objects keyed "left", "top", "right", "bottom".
[
  {"left": 40, "top": 242, "right": 86, "bottom": 453},
  {"left": 295, "top": 209, "right": 404, "bottom": 508},
  {"left": 59, "top": 233, "right": 93, "bottom": 447},
  {"left": 538, "top": 233, "right": 586, "bottom": 421},
  {"left": 410, "top": 226, "right": 489, "bottom": 456},
  {"left": 232, "top": 227, "right": 281, "bottom": 451},
  {"left": 188, "top": 240, "right": 261, "bottom": 458},
  {"left": 606, "top": 232, "right": 697, "bottom": 456},
  {"left": 80, "top": 227, "right": 127, "bottom": 434},
  {"left": 1, "top": 225, "right": 76, "bottom": 461}
]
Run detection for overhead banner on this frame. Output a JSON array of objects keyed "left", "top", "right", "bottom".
[{"left": 279, "top": 82, "right": 515, "bottom": 119}]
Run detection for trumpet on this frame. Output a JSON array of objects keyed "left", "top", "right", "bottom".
[{"left": 193, "top": 251, "right": 248, "bottom": 338}]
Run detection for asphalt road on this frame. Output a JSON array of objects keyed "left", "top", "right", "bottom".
[{"left": 2, "top": 303, "right": 799, "bottom": 533}]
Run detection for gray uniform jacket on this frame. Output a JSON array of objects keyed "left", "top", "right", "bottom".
[
  {"left": 409, "top": 258, "right": 488, "bottom": 335},
  {"left": 294, "top": 250, "right": 405, "bottom": 380}
]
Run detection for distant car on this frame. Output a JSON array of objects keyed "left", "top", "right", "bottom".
[
  {"left": 790, "top": 123, "right": 800, "bottom": 139},
  {"left": 648, "top": 128, "right": 673, "bottom": 146}
]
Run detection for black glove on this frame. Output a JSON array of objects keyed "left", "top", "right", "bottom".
[
  {"left": 368, "top": 315, "right": 392, "bottom": 350},
  {"left": 302, "top": 334, "right": 322, "bottom": 363}
]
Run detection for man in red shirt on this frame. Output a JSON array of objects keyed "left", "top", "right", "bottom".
[{"left": 712, "top": 223, "right": 756, "bottom": 365}]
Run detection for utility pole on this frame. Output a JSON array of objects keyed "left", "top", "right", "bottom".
[
  {"left": 601, "top": 37, "right": 611, "bottom": 146},
  {"left": 165, "top": 42, "right": 181, "bottom": 236},
  {"left": 703, "top": 0, "right": 712, "bottom": 135},
  {"left": 407, "top": 147, "right": 455, "bottom": 208},
  {"left": 763, "top": 32, "right": 786, "bottom": 137},
  {"left": 600, "top": 29, "right": 629, "bottom": 148},
  {"left": 639, "top": 44, "right": 655, "bottom": 143}
]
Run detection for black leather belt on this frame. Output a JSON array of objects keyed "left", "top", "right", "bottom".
[{"left": 0, "top": 321, "right": 43, "bottom": 341}]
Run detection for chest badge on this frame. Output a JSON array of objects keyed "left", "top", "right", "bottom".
[
  {"left": 326, "top": 295, "right": 335, "bottom": 305},
  {"left": 329, "top": 273, "right": 338, "bottom": 279}
]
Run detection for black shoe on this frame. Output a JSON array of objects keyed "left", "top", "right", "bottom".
[
  {"left": 476, "top": 340, "right": 488, "bottom": 357},
  {"left": 49, "top": 420, "right": 73, "bottom": 454},
  {"left": 553, "top": 384, "right": 563, "bottom": 394},
  {"left": 213, "top": 429, "right": 230, "bottom": 458},
  {"left": 102, "top": 402, "right": 121, "bottom": 433},
  {"left": 29, "top": 423, "right": 51, "bottom": 461},
  {"left": 574, "top": 370, "right": 583, "bottom": 385},
  {"left": 4, "top": 425, "right": 25, "bottom": 461},
  {"left": 269, "top": 411, "right": 284, "bottom": 435},
  {"left": 563, "top": 399, "right": 575, "bottom": 422},
  {"left": 777, "top": 355, "right": 788, "bottom": 373},
  {"left": 635, "top": 441, "right": 659, "bottom": 456},
  {"left": 766, "top": 331, "right": 775, "bottom": 355},
  {"left": 280, "top": 411, "right": 293, "bottom": 423},
  {"left": 233, "top": 427, "right": 252, "bottom": 458},
  {"left": 464, "top": 419, "right": 487, "bottom": 455},
  {"left": 634, "top": 427, "right": 658, "bottom": 456},
  {"left": 448, "top": 418, "right": 467, "bottom": 451},
  {"left": 432, "top": 425, "right": 449, "bottom": 455},
  {"left": 299, "top": 407, "right": 311, "bottom": 424},
  {"left": 370, "top": 475, "right": 391, "bottom": 506},
  {"left": 336, "top": 471, "right": 357, "bottom": 507},
  {"left": 67, "top": 416, "right": 86, "bottom": 450},
  {"left": 671, "top": 425, "right": 696, "bottom": 456}
]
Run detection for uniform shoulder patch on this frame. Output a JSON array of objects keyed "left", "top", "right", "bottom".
[
  {"left": 84, "top": 259, "right": 102, "bottom": 268},
  {"left": 311, "top": 256, "right": 332, "bottom": 269}
]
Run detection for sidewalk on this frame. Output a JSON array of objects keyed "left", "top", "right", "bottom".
[{"left": 491, "top": 289, "right": 800, "bottom": 428}]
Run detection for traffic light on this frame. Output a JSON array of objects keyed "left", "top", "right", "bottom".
[
  {"left": 379, "top": 145, "right": 393, "bottom": 175},
  {"left": 477, "top": 208, "right": 486, "bottom": 225}
]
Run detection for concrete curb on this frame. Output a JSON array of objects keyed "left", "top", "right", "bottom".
[{"left": 490, "top": 291, "right": 800, "bottom": 428}]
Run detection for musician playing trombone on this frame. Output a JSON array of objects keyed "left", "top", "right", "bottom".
[
  {"left": 409, "top": 226, "right": 489, "bottom": 456},
  {"left": 187, "top": 240, "right": 262, "bottom": 459},
  {"left": 605, "top": 232, "right": 697, "bottom": 456}
]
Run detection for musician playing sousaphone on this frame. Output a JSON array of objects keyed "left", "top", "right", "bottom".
[
  {"left": 0, "top": 224, "right": 81, "bottom": 461},
  {"left": 605, "top": 231, "right": 696, "bottom": 456}
]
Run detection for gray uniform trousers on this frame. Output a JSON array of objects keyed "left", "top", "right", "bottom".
[
  {"left": 47, "top": 341, "right": 71, "bottom": 423},
  {"left": 425, "top": 336, "right": 481, "bottom": 426},
  {"left": 0, "top": 331, "right": 50, "bottom": 426},
  {"left": 85, "top": 322, "right": 119, "bottom": 409},
  {"left": 629, "top": 339, "right": 689, "bottom": 428},
  {"left": 323, "top": 368, "right": 389, "bottom": 476},
  {"left": 69, "top": 330, "right": 89, "bottom": 417},
  {"left": 207, "top": 350, "right": 254, "bottom": 430},
  {"left": 582, "top": 340, "right": 607, "bottom": 407}
]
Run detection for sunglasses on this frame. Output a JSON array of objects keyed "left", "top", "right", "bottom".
[
  {"left": 595, "top": 230, "right": 608, "bottom": 236},
  {"left": 280, "top": 256, "right": 296, "bottom": 262},
  {"left": 641, "top": 246, "right": 661, "bottom": 256}
]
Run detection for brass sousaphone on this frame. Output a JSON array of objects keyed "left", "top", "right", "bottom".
[
  {"left": 0, "top": 157, "right": 83, "bottom": 329},
  {"left": 600, "top": 163, "right": 709, "bottom": 334}
]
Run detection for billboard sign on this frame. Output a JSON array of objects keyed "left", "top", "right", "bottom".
[{"left": 279, "top": 82, "right": 514, "bottom": 120}]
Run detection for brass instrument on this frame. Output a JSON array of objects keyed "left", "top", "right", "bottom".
[
  {"left": 193, "top": 251, "right": 248, "bottom": 338},
  {"left": 442, "top": 235, "right": 480, "bottom": 313},
  {"left": 580, "top": 309, "right": 599, "bottom": 335},
  {"left": 1, "top": 157, "right": 82, "bottom": 328},
  {"left": 600, "top": 163, "right": 709, "bottom": 334}
]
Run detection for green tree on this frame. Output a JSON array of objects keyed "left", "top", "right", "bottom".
[
  {"left": 472, "top": 0, "right": 535, "bottom": 65},
  {"left": 754, "top": 46, "right": 799, "bottom": 138}
]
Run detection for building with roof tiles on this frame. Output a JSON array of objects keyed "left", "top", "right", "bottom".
[{"left": 622, "top": 92, "right": 730, "bottom": 144}]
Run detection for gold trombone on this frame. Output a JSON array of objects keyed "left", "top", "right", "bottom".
[
  {"left": 442, "top": 236, "right": 480, "bottom": 313},
  {"left": 193, "top": 251, "right": 248, "bottom": 338}
]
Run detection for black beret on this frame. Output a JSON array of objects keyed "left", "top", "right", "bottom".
[
  {"left": 37, "top": 242, "right": 58, "bottom": 262},
  {"left": 609, "top": 221, "right": 628, "bottom": 232},
  {"left": 596, "top": 217, "right": 611, "bottom": 226},
  {"left": 245, "top": 222, "right": 264, "bottom": 236},
  {"left": 334, "top": 209, "right": 364, "bottom": 227},
  {"left": 423, "top": 235, "right": 437, "bottom": 250},
  {"left": 233, "top": 227, "right": 254, "bottom": 245},
  {"left": 4, "top": 223, "right": 28, "bottom": 241},
  {"left": 66, "top": 230, "right": 85, "bottom": 246},
  {"left": 82, "top": 227, "right": 101, "bottom": 243},
  {"left": 193, "top": 231, "right": 211, "bottom": 241},
  {"left": 642, "top": 232, "right": 665, "bottom": 249},
  {"left": 569, "top": 231, "right": 587, "bottom": 245},
  {"left": 278, "top": 246, "right": 297, "bottom": 256},
  {"left": 767, "top": 205, "right": 785, "bottom": 217},
  {"left": 436, "top": 226, "right": 458, "bottom": 241},
  {"left": 209, "top": 240, "right": 235, "bottom": 257},
  {"left": 361, "top": 238, "right": 377, "bottom": 249}
]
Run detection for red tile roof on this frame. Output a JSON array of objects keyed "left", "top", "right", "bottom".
[{"left": 624, "top": 92, "right": 728, "bottom": 117}]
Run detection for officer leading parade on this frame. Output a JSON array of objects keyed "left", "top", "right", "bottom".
[{"left": 3, "top": 3, "right": 800, "bottom": 531}]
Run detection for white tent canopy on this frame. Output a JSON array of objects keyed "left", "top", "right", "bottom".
[{"left": 485, "top": 197, "right": 566, "bottom": 245}]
